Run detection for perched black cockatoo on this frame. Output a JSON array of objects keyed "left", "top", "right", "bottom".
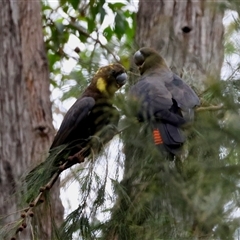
[
  {"left": 50, "top": 63, "right": 127, "bottom": 160},
  {"left": 25, "top": 63, "right": 127, "bottom": 201},
  {"left": 129, "top": 47, "right": 200, "bottom": 158}
]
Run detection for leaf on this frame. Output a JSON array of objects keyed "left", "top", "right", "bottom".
[
  {"left": 108, "top": 2, "right": 126, "bottom": 10},
  {"left": 42, "top": 4, "right": 52, "bottom": 11},
  {"left": 70, "top": 0, "right": 80, "bottom": 10},
  {"left": 225, "top": 41, "right": 236, "bottom": 55},
  {"left": 103, "top": 26, "right": 113, "bottom": 41},
  {"left": 79, "top": 32, "right": 88, "bottom": 42},
  {"left": 60, "top": 0, "right": 68, "bottom": 5},
  {"left": 115, "top": 12, "right": 126, "bottom": 40},
  {"left": 100, "top": 7, "right": 106, "bottom": 24},
  {"left": 123, "top": 9, "right": 132, "bottom": 18},
  {"left": 48, "top": 51, "right": 60, "bottom": 72},
  {"left": 87, "top": 17, "right": 95, "bottom": 33},
  {"left": 89, "top": 2, "right": 98, "bottom": 19},
  {"left": 50, "top": 79, "right": 58, "bottom": 88},
  {"left": 55, "top": 19, "right": 65, "bottom": 34},
  {"left": 62, "top": 5, "right": 69, "bottom": 13}
]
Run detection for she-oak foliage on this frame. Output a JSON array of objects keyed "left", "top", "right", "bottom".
[{"left": 2, "top": 0, "right": 240, "bottom": 239}]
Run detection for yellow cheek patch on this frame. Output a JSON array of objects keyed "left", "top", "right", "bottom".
[{"left": 96, "top": 77, "right": 107, "bottom": 93}]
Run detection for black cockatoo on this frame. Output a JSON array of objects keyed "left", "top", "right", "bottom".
[
  {"left": 25, "top": 63, "right": 127, "bottom": 202},
  {"left": 129, "top": 47, "right": 200, "bottom": 158},
  {"left": 50, "top": 63, "right": 127, "bottom": 160}
]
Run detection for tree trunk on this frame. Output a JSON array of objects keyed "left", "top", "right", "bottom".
[
  {"left": 104, "top": 1, "right": 224, "bottom": 240},
  {"left": 136, "top": 0, "right": 224, "bottom": 92},
  {"left": 0, "top": 0, "right": 63, "bottom": 239}
]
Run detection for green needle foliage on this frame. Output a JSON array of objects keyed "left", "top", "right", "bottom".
[
  {"left": 49, "top": 78, "right": 240, "bottom": 240},
  {"left": 98, "top": 81, "right": 240, "bottom": 240},
  {"left": 23, "top": 144, "right": 69, "bottom": 203}
]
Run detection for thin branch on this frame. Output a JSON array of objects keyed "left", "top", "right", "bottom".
[
  {"left": 226, "top": 65, "right": 240, "bottom": 81},
  {"left": 196, "top": 104, "right": 223, "bottom": 112},
  {"left": 11, "top": 158, "right": 81, "bottom": 239},
  {"left": 68, "top": 21, "right": 119, "bottom": 62}
]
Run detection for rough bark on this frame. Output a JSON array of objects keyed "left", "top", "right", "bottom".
[
  {"left": 134, "top": 0, "right": 224, "bottom": 238},
  {"left": 0, "top": 0, "right": 63, "bottom": 239},
  {"left": 136, "top": 0, "right": 224, "bottom": 92},
  {"left": 105, "top": 1, "right": 225, "bottom": 240}
]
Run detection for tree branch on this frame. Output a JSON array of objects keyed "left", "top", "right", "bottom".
[
  {"left": 10, "top": 152, "right": 87, "bottom": 239},
  {"left": 196, "top": 104, "right": 223, "bottom": 112},
  {"left": 68, "top": 21, "right": 120, "bottom": 63}
]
